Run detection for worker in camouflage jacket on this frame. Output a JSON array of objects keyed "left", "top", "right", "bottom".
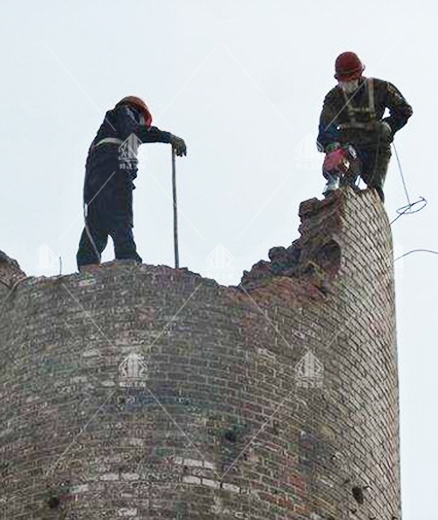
[
  {"left": 317, "top": 52, "right": 412, "bottom": 201},
  {"left": 76, "top": 96, "right": 186, "bottom": 270}
]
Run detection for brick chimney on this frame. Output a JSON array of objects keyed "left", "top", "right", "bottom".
[{"left": 0, "top": 188, "right": 400, "bottom": 519}]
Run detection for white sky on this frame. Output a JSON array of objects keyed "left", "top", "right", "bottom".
[{"left": 1, "top": 1, "right": 437, "bottom": 518}]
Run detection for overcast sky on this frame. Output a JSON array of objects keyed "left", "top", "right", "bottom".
[{"left": 1, "top": 1, "right": 437, "bottom": 518}]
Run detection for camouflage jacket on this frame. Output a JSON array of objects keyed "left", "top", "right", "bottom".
[{"left": 317, "top": 77, "right": 412, "bottom": 151}]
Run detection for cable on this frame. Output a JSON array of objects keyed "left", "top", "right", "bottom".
[
  {"left": 0, "top": 278, "right": 11, "bottom": 289},
  {"left": 0, "top": 275, "right": 32, "bottom": 320},
  {"left": 390, "top": 146, "right": 436, "bottom": 259},
  {"left": 390, "top": 142, "right": 426, "bottom": 225},
  {"left": 393, "top": 142, "right": 411, "bottom": 206},
  {"left": 390, "top": 197, "right": 427, "bottom": 225},
  {"left": 395, "top": 248, "right": 438, "bottom": 262},
  {"left": 0, "top": 274, "right": 31, "bottom": 290}
]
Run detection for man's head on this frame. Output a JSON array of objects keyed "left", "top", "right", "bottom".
[
  {"left": 334, "top": 52, "right": 365, "bottom": 94},
  {"left": 116, "top": 96, "right": 153, "bottom": 127},
  {"left": 334, "top": 52, "right": 365, "bottom": 81}
]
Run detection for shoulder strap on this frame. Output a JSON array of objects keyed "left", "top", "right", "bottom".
[
  {"left": 342, "top": 90, "right": 357, "bottom": 123},
  {"left": 367, "top": 78, "right": 376, "bottom": 119}
]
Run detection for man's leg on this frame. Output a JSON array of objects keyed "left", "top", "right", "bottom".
[
  {"left": 76, "top": 224, "right": 109, "bottom": 268},
  {"left": 110, "top": 225, "right": 143, "bottom": 263},
  {"left": 76, "top": 205, "right": 109, "bottom": 269},
  {"left": 110, "top": 183, "right": 142, "bottom": 263},
  {"left": 359, "top": 145, "right": 391, "bottom": 202}
]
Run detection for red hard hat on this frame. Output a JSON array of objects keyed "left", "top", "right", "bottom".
[
  {"left": 116, "top": 96, "right": 153, "bottom": 127},
  {"left": 334, "top": 52, "right": 365, "bottom": 81}
]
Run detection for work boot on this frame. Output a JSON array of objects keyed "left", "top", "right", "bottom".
[
  {"left": 78, "top": 263, "right": 101, "bottom": 273},
  {"left": 340, "top": 176, "right": 360, "bottom": 194},
  {"left": 323, "top": 175, "right": 340, "bottom": 196},
  {"left": 375, "top": 186, "right": 385, "bottom": 202},
  {"left": 113, "top": 258, "right": 142, "bottom": 267}
]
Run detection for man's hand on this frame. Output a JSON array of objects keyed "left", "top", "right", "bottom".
[
  {"left": 171, "top": 135, "right": 187, "bottom": 157},
  {"left": 325, "top": 142, "right": 341, "bottom": 153}
]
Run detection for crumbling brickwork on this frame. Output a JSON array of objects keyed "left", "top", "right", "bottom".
[
  {"left": 0, "top": 251, "right": 26, "bottom": 290},
  {"left": 0, "top": 188, "right": 400, "bottom": 519}
]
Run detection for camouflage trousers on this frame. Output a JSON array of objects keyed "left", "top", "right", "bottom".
[{"left": 355, "top": 144, "right": 391, "bottom": 201}]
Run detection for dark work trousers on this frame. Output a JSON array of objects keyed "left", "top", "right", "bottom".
[
  {"left": 76, "top": 156, "right": 142, "bottom": 268},
  {"left": 356, "top": 144, "right": 392, "bottom": 202}
]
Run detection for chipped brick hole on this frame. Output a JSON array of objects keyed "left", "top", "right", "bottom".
[
  {"left": 352, "top": 485, "right": 365, "bottom": 504},
  {"left": 224, "top": 429, "right": 238, "bottom": 443},
  {"left": 222, "top": 422, "right": 248, "bottom": 444},
  {"left": 221, "top": 424, "right": 251, "bottom": 470},
  {"left": 47, "top": 496, "right": 61, "bottom": 509},
  {"left": 301, "top": 239, "right": 342, "bottom": 293},
  {"left": 45, "top": 481, "right": 71, "bottom": 513},
  {"left": 313, "top": 239, "right": 341, "bottom": 275}
]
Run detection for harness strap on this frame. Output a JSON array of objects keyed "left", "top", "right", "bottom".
[
  {"left": 341, "top": 78, "right": 377, "bottom": 129},
  {"left": 367, "top": 78, "right": 375, "bottom": 118},
  {"left": 94, "top": 137, "right": 124, "bottom": 148},
  {"left": 338, "top": 122, "right": 376, "bottom": 130}
]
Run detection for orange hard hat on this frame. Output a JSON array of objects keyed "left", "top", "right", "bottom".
[
  {"left": 334, "top": 52, "right": 365, "bottom": 81},
  {"left": 116, "top": 96, "right": 153, "bottom": 126}
]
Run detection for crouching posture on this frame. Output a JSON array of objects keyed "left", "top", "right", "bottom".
[
  {"left": 76, "top": 96, "right": 186, "bottom": 270},
  {"left": 317, "top": 52, "right": 412, "bottom": 202}
]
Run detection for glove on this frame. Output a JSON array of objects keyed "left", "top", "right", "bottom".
[
  {"left": 170, "top": 135, "right": 187, "bottom": 157},
  {"left": 325, "top": 142, "right": 341, "bottom": 153}
]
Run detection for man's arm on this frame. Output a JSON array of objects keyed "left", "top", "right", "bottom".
[
  {"left": 317, "top": 90, "right": 343, "bottom": 152},
  {"left": 116, "top": 105, "right": 187, "bottom": 155},
  {"left": 382, "top": 82, "right": 413, "bottom": 134}
]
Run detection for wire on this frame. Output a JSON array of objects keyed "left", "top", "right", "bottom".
[
  {"left": 390, "top": 142, "right": 427, "bottom": 225},
  {"left": 395, "top": 248, "right": 438, "bottom": 262},
  {"left": 390, "top": 196, "right": 427, "bottom": 225},
  {"left": 393, "top": 142, "right": 411, "bottom": 205},
  {"left": 0, "top": 278, "right": 11, "bottom": 289},
  {"left": 0, "top": 276, "right": 31, "bottom": 320}
]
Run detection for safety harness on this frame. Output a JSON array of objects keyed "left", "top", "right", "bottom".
[
  {"left": 93, "top": 137, "right": 124, "bottom": 148},
  {"left": 338, "top": 78, "right": 377, "bottom": 130}
]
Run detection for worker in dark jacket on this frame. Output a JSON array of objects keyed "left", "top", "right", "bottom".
[
  {"left": 317, "top": 52, "right": 412, "bottom": 201},
  {"left": 76, "top": 96, "right": 186, "bottom": 270}
]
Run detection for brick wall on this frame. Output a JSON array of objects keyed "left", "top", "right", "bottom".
[
  {"left": 0, "top": 187, "right": 400, "bottom": 519},
  {"left": 0, "top": 251, "right": 26, "bottom": 291}
]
